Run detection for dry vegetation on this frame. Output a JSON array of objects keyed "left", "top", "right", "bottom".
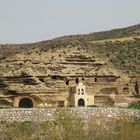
[
  {"left": 86, "top": 37, "right": 140, "bottom": 74},
  {"left": 0, "top": 24, "right": 140, "bottom": 75},
  {"left": 0, "top": 109, "right": 140, "bottom": 140}
]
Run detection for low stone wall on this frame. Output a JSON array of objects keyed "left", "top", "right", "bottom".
[{"left": 0, "top": 108, "right": 140, "bottom": 122}]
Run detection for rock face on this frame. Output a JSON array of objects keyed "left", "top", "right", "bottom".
[{"left": 0, "top": 45, "right": 139, "bottom": 108}]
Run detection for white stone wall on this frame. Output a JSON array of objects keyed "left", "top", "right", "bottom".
[{"left": 0, "top": 108, "right": 140, "bottom": 122}]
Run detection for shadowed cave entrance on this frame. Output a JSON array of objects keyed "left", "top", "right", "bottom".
[
  {"left": 78, "top": 99, "right": 85, "bottom": 106},
  {"left": 19, "top": 98, "right": 33, "bottom": 108}
]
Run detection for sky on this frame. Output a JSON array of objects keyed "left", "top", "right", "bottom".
[{"left": 0, "top": 0, "right": 140, "bottom": 44}]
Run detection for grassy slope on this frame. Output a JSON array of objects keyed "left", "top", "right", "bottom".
[
  {"left": 86, "top": 37, "right": 140, "bottom": 74},
  {"left": 0, "top": 24, "right": 140, "bottom": 75}
]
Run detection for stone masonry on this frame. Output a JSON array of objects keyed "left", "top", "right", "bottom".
[{"left": 0, "top": 108, "right": 140, "bottom": 122}]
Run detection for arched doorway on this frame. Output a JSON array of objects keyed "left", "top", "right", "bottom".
[
  {"left": 78, "top": 99, "right": 85, "bottom": 106},
  {"left": 19, "top": 98, "right": 33, "bottom": 108}
]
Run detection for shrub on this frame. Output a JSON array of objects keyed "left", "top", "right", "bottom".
[
  {"left": 88, "top": 104, "right": 98, "bottom": 107},
  {"left": 0, "top": 109, "right": 140, "bottom": 140},
  {"left": 128, "top": 103, "right": 140, "bottom": 109},
  {"left": 0, "top": 105, "right": 11, "bottom": 109}
]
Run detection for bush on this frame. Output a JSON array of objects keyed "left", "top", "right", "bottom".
[
  {"left": 0, "top": 105, "right": 11, "bottom": 109},
  {"left": 128, "top": 103, "right": 140, "bottom": 109},
  {"left": 0, "top": 109, "right": 140, "bottom": 140},
  {"left": 88, "top": 104, "right": 98, "bottom": 107}
]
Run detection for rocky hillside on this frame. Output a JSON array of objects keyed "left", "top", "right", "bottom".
[
  {"left": 0, "top": 23, "right": 140, "bottom": 75},
  {"left": 0, "top": 24, "right": 140, "bottom": 107}
]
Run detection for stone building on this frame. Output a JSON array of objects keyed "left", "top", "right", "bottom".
[{"left": 70, "top": 82, "right": 94, "bottom": 107}]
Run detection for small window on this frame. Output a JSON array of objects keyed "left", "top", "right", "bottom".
[
  {"left": 135, "top": 81, "right": 139, "bottom": 94},
  {"left": 82, "top": 78, "right": 84, "bottom": 81},
  {"left": 76, "top": 78, "right": 79, "bottom": 84},
  {"left": 66, "top": 80, "right": 69, "bottom": 85},
  {"left": 51, "top": 76, "right": 64, "bottom": 80},
  {"left": 81, "top": 89, "right": 84, "bottom": 95},
  {"left": 51, "top": 76, "right": 57, "bottom": 80},
  {"left": 95, "top": 78, "right": 97, "bottom": 82},
  {"left": 123, "top": 87, "right": 129, "bottom": 92},
  {"left": 39, "top": 78, "right": 45, "bottom": 82},
  {"left": 78, "top": 89, "right": 80, "bottom": 95}
]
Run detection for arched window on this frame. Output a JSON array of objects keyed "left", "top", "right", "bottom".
[
  {"left": 78, "top": 89, "right": 80, "bottom": 95},
  {"left": 81, "top": 89, "right": 84, "bottom": 95}
]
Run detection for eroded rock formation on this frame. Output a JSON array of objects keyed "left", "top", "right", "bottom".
[{"left": 0, "top": 45, "right": 139, "bottom": 108}]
